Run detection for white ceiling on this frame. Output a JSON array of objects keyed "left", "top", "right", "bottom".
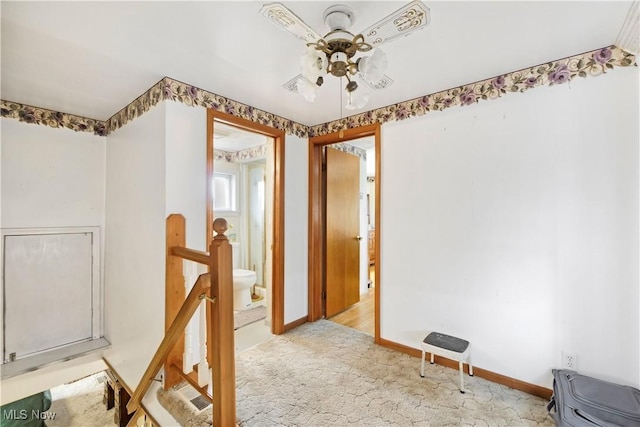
[{"left": 1, "top": 1, "right": 633, "bottom": 127}]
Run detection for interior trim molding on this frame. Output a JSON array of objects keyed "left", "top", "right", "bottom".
[
  {"left": 283, "top": 315, "right": 308, "bottom": 332},
  {"left": 1, "top": 46, "right": 634, "bottom": 139},
  {"left": 307, "top": 124, "right": 382, "bottom": 343},
  {"left": 207, "top": 109, "right": 287, "bottom": 335},
  {"left": 378, "top": 338, "right": 553, "bottom": 400}
]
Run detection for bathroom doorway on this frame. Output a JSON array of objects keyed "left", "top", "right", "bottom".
[
  {"left": 308, "top": 124, "right": 381, "bottom": 342},
  {"left": 207, "top": 110, "right": 285, "bottom": 336}
]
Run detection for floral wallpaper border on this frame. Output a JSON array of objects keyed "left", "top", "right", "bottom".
[
  {"left": 310, "top": 45, "right": 636, "bottom": 136},
  {"left": 0, "top": 100, "right": 107, "bottom": 135},
  {"left": 330, "top": 142, "right": 367, "bottom": 160},
  {"left": 1, "top": 46, "right": 635, "bottom": 138},
  {"left": 159, "top": 78, "right": 308, "bottom": 138},
  {"left": 214, "top": 141, "right": 366, "bottom": 162},
  {"left": 105, "top": 78, "right": 165, "bottom": 134},
  {"left": 214, "top": 144, "right": 268, "bottom": 163}
]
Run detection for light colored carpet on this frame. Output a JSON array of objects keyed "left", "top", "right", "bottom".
[
  {"left": 47, "top": 371, "right": 114, "bottom": 427},
  {"left": 160, "top": 320, "right": 554, "bottom": 426},
  {"left": 234, "top": 306, "right": 266, "bottom": 330},
  {"left": 157, "top": 384, "right": 212, "bottom": 427}
]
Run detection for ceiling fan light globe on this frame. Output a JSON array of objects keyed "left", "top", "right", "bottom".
[
  {"left": 296, "top": 77, "right": 317, "bottom": 102},
  {"left": 300, "top": 47, "right": 327, "bottom": 81},
  {"left": 356, "top": 91, "right": 370, "bottom": 109},
  {"left": 358, "top": 49, "right": 388, "bottom": 83},
  {"left": 345, "top": 90, "right": 370, "bottom": 110},
  {"left": 363, "top": 66, "right": 384, "bottom": 84},
  {"left": 369, "top": 49, "right": 388, "bottom": 71}
]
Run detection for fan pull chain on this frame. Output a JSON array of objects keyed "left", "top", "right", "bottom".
[{"left": 339, "top": 78, "right": 344, "bottom": 139}]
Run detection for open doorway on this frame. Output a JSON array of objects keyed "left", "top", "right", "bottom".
[
  {"left": 323, "top": 139, "right": 375, "bottom": 336},
  {"left": 308, "top": 124, "right": 381, "bottom": 343},
  {"left": 206, "top": 110, "right": 285, "bottom": 336}
]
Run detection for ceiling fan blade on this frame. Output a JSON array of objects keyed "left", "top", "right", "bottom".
[
  {"left": 360, "top": 0, "right": 430, "bottom": 48},
  {"left": 357, "top": 73, "right": 394, "bottom": 91},
  {"left": 260, "top": 3, "right": 321, "bottom": 44}
]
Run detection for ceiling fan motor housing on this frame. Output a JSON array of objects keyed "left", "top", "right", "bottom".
[
  {"left": 326, "top": 31, "right": 359, "bottom": 56},
  {"left": 323, "top": 4, "right": 355, "bottom": 31},
  {"left": 328, "top": 51, "right": 349, "bottom": 77}
]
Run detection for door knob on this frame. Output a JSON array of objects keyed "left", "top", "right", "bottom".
[{"left": 355, "top": 235, "right": 363, "bottom": 241}]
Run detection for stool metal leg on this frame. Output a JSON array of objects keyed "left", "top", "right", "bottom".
[
  {"left": 420, "top": 350, "right": 425, "bottom": 377},
  {"left": 430, "top": 352, "right": 434, "bottom": 364},
  {"left": 459, "top": 360, "right": 465, "bottom": 393}
]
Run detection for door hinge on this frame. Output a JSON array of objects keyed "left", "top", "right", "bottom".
[{"left": 322, "top": 290, "right": 326, "bottom": 300}]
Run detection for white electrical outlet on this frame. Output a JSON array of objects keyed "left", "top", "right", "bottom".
[{"left": 562, "top": 352, "right": 577, "bottom": 370}]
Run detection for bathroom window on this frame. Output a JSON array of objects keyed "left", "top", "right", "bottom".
[{"left": 212, "top": 171, "right": 238, "bottom": 215}]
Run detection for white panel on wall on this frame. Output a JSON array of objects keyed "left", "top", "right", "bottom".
[
  {"left": 3, "top": 232, "right": 93, "bottom": 360},
  {"left": 380, "top": 67, "right": 639, "bottom": 388}
]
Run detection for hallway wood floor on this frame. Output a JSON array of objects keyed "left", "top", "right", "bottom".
[{"left": 328, "top": 266, "right": 375, "bottom": 336}]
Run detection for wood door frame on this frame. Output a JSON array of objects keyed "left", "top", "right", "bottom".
[
  {"left": 308, "top": 123, "right": 381, "bottom": 343},
  {"left": 207, "top": 109, "right": 286, "bottom": 335}
]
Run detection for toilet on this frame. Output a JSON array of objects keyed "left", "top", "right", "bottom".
[{"left": 231, "top": 242, "right": 256, "bottom": 311}]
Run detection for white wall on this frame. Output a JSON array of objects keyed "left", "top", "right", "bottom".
[
  {"left": 1, "top": 118, "right": 106, "bottom": 229},
  {"left": 380, "top": 67, "right": 639, "bottom": 389},
  {"left": 103, "top": 103, "right": 167, "bottom": 388},
  {"left": 0, "top": 119, "right": 107, "bottom": 403},
  {"left": 166, "top": 102, "right": 207, "bottom": 250},
  {"left": 165, "top": 102, "right": 208, "bottom": 372},
  {"left": 283, "top": 135, "right": 308, "bottom": 324}
]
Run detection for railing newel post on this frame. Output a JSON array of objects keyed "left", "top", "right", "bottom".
[{"left": 209, "top": 218, "right": 236, "bottom": 426}]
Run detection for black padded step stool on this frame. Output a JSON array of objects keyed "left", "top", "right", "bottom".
[{"left": 420, "top": 331, "right": 473, "bottom": 393}]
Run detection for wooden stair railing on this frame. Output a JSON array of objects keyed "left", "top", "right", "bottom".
[
  {"left": 127, "top": 214, "right": 236, "bottom": 427},
  {"left": 126, "top": 273, "right": 210, "bottom": 414}
]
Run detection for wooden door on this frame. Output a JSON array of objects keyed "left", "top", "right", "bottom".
[{"left": 325, "top": 147, "right": 361, "bottom": 318}]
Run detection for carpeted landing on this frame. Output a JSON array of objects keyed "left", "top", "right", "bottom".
[
  {"left": 159, "top": 320, "right": 554, "bottom": 426},
  {"left": 234, "top": 305, "right": 267, "bottom": 330},
  {"left": 47, "top": 371, "right": 114, "bottom": 427}
]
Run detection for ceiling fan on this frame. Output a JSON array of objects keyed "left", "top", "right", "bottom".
[{"left": 260, "top": 1, "right": 431, "bottom": 110}]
